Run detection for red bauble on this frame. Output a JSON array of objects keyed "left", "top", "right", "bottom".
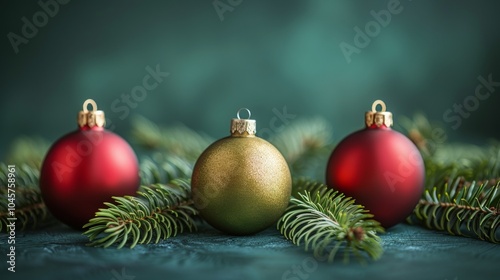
[
  {"left": 326, "top": 100, "right": 425, "bottom": 228},
  {"left": 40, "top": 99, "right": 139, "bottom": 229}
]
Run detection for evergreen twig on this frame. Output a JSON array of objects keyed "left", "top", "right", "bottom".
[
  {"left": 139, "top": 153, "right": 193, "bottom": 185},
  {"left": 269, "top": 118, "right": 333, "bottom": 180},
  {"left": 278, "top": 180, "right": 384, "bottom": 262},
  {"left": 402, "top": 114, "right": 500, "bottom": 242},
  {"left": 4, "top": 137, "right": 50, "bottom": 168},
  {"left": 408, "top": 178, "right": 500, "bottom": 242},
  {"left": 0, "top": 163, "right": 54, "bottom": 231},
  {"left": 131, "top": 115, "right": 212, "bottom": 161},
  {"left": 83, "top": 179, "right": 198, "bottom": 248},
  {"left": 82, "top": 153, "right": 196, "bottom": 247}
]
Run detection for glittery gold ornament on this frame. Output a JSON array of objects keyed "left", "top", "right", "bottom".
[{"left": 191, "top": 108, "right": 292, "bottom": 235}]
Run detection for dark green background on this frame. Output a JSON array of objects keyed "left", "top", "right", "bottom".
[
  {"left": 1, "top": 1, "right": 500, "bottom": 279},
  {"left": 1, "top": 0, "right": 500, "bottom": 157}
]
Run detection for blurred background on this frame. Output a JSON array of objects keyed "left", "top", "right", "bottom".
[{"left": 1, "top": 0, "right": 500, "bottom": 158}]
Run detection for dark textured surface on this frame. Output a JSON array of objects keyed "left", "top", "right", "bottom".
[{"left": 1, "top": 223, "right": 499, "bottom": 280}]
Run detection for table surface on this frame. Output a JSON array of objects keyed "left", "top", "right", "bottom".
[{"left": 1, "top": 223, "right": 499, "bottom": 280}]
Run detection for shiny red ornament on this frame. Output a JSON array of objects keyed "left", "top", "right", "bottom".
[
  {"left": 326, "top": 100, "right": 425, "bottom": 228},
  {"left": 40, "top": 99, "right": 139, "bottom": 229}
]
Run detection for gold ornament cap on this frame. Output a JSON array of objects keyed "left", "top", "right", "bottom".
[
  {"left": 365, "top": 100, "right": 393, "bottom": 128},
  {"left": 230, "top": 108, "right": 256, "bottom": 137},
  {"left": 77, "top": 99, "right": 106, "bottom": 128}
]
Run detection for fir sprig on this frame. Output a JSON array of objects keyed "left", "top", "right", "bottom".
[
  {"left": 139, "top": 153, "right": 193, "bottom": 185},
  {"left": 269, "top": 118, "right": 333, "bottom": 179},
  {"left": 409, "top": 178, "right": 500, "bottom": 242},
  {"left": 131, "top": 115, "right": 212, "bottom": 161},
  {"left": 0, "top": 163, "right": 54, "bottom": 231},
  {"left": 83, "top": 179, "right": 198, "bottom": 248},
  {"left": 82, "top": 145, "right": 197, "bottom": 248},
  {"left": 402, "top": 114, "right": 500, "bottom": 242},
  {"left": 278, "top": 180, "right": 384, "bottom": 262},
  {"left": 4, "top": 137, "right": 50, "bottom": 168}
]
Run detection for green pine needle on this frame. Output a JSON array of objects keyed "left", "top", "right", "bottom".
[
  {"left": 402, "top": 114, "right": 500, "bottom": 242},
  {"left": 409, "top": 178, "right": 500, "bottom": 242},
  {"left": 278, "top": 180, "right": 384, "bottom": 263},
  {"left": 269, "top": 118, "right": 333, "bottom": 180},
  {"left": 4, "top": 137, "right": 50, "bottom": 168},
  {"left": 139, "top": 153, "right": 194, "bottom": 185},
  {"left": 83, "top": 179, "right": 198, "bottom": 249},
  {"left": 0, "top": 163, "right": 54, "bottom": 231},
  {"left": 131, "top": 115, "right": 213, "bottom": 161}
]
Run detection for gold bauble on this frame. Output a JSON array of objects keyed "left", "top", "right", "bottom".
[{"left": 191, "top": 109, "right": 292, "bottom": 235}]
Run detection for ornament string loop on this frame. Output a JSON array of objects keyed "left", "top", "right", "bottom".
[
  {"left": 365, "top": 99, "right": 392, "bottom": 128},
  {"left": 372, "top": 100, "right": 386, "bottom": 112},
  {"left": 83, "top": 99, "right": 98, "bottom": 112},
  {"left": 231, "top": 108, "right": 256, "bottom": 137},
  {"left": 236, "top": 108, "right": 252, "bottom": 120},
  {"left": 78, "top": 99, "right": 105, "bottom": 128}
]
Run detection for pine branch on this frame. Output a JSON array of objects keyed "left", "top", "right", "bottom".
[
  {"left": 0, "top": 163, "right": 55, "bottom": 231},
  {"left": 409, "top": 178, "right": 500, "bottom": 242},
  {"left": 401, "top": 114, "right": 500, "bottom": 242},
  {"left": 278, "top": 180, "right": 384, "bottom": 263},
  {"left": 83, "top": 179, "right": 198, "bottom": 248},
  {"left": 398, "top": 113, "right": 439, "bottom": 156},
  {"left": 139, "top": 153, "right": 193, "bottom": 185},
  {"left": 4, "top": 137, "right": 50, "bottom": 168},
  {"left": 269, "top": 118, "right": 333, "bottom": 180},
  {"left": 131, "top": 115, "right": 213, "bottom": 161},
  {"left": 84, "top": 154, "right": 195, "bottom": 247}
]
